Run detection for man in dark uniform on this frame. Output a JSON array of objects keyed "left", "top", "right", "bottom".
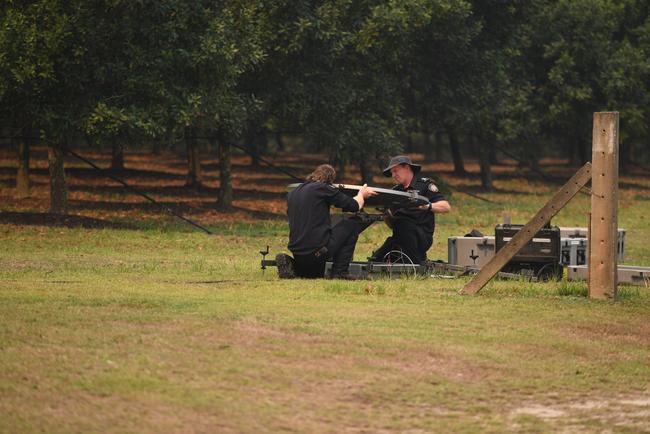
[
  {"left": 371, "top": 155, "right": 451, "bottom": 264},
  {"left": 277, "top": 164, "right": 376, "bottom": 279}
]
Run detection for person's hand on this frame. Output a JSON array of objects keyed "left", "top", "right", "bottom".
[{"left": 359, "top": 184, "right": 377, "bottom": 199}]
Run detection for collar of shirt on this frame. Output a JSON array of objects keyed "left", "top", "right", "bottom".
[{"left": 395, "top": 179, "right": 418, "bottom": 191}]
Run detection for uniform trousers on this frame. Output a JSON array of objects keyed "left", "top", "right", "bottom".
[
  {"left": 293, "top": 219, "right": 362, "bottom": 278},
  {"left": 372, "top": 218, "right": 432, "bottom": 264}
]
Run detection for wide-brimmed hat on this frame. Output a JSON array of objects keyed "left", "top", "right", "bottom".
[{"left": 382, "top": 155, "right": 421, "bottom": 177}]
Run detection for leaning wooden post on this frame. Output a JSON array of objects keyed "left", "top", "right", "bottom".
[
  {"left": 461, "top": 163, "right": 592, "bottom": 295},
  {"left": 589, "top": 112, "right": 619, "bottom": 299}
]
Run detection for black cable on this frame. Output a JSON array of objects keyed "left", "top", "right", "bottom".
[
  {"left": 495, "top": 145, "right": 590, "bottom": 197},
  {"left": 628, "top": 160, "right": 650, "bottom": 175},
  {"left": 227, "top": 141, "right": 304, "bottom": 182},
  {"left": 441, "top": 180, "right": 494, "bottom": 203},
  {"left": 495, "top": 145, "right": 553, "bottom": 182},
  {"left": 63, "top": 147, "right": 214, "bottom": 235},
  {"left": 191, "top": 136, "right": 304, "bottom": 182}
]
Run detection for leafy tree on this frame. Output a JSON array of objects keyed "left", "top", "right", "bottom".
[
  {"left": 600, "top": 1, "right": 650, "bottom": 169},
  {"left": 251, "top": 0, "right": 411, "bottom": 181},
  {"left": 534, "top": 0, "right": 621, "bottom": 164},
  {"left": 0, "top": 1, "right": 91, "bottom": 213}
]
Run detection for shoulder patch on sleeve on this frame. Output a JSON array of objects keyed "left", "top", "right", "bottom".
[{"left": 428, "top": 183, "right": 439, "bottom": 193}]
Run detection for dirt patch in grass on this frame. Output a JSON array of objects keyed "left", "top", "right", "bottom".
[
  {"left": 230, "top": 319, "right": 498, "bottom": 381},
  {"left": 509, "top": 392, "right": 650, "bottom": 432},
  {"left": 1, "top": 388, "right": 237, "bottom": 434},
  {"left": 555, "top": 320, "right": 650, "bottom": 347},
  {"left": 365, "top": 349, "right": 497, "bottom": 384}
]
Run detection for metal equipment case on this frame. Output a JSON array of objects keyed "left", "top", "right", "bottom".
[
  {"left": 567, "top": 265, "right": 650, "bottom": 286},
  {"left": 559, "top": 227, "right": 626, "bottom": 263},
  {"left": 447, "top": 227, "right": 627, "bottom": 270},
  {"left": 447, "top": 236, "right": 495, "bottom": 268},
  {"left": 495, "top": 224, "right": 562, "bottom": 278}
]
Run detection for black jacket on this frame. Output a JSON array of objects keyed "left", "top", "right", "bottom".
[
  {"left": 391, "top": 178, "right": 446, "bottom": 235},
  {"left": 287, "top": 181, "right": 359, "bottom": 255}
]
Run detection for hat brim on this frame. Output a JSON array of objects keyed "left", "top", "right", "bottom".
[{"left": 383, "top": 163, "right": 421, "bottom": 177}]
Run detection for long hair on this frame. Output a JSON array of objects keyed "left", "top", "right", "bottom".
[{"left": 306, "top": 164, "right": 336, "bottom": 183}]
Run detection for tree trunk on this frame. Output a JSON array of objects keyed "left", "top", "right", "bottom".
[
  {"left": 254, "top": 127, "right": 268, "bottom": 166},
  {"left": 246, "top": 126, "right": 266, "bottom": 167},
  {"left": 217, "top": 140, "right": 233, "bottom": 210},
  {"left": 185, "top": 126, "right": 202, "bottom": 187},
  {"left": 479, "top": 139, "right": 493, "bottom": 191},
  {"left": 434, "top": 130, "right": 444, "bottom": 161},
  {"left": 247, "top": 131, "right": 259, "bottom": 167},
  {"left": 403, "top": 133, "right": 414, "bottom": 153},
  {"left": 577, "top": 139, "right": 589, "bottom": 165},
  {"left": 567, "top": 144, "right": 576, "bottom": 165},
  {"left": 275, "top": 131, "right": 285, "bottom": 152},
  {"left": 48, "top": 143, "right": 68, "bottom": 214},
  {"left": 489, "top": 147, "right": 498, "bottom": 165},
  {"left": 359, "top": 158, "right": 371, "bottom": 184},
  {"left": 330, "top": 148, "right": 346, "bottom": 180},
  {"left": 619, "top": 139, "right": 630, "bottom": 174},
  {"left": 15, "top": 135, "right": 30, "bottom": 199},
  {"left": 111, "top": 142, "right": 124, "bottom": 171},
  {"left": 449, "top": 129, "right": 466, "bottom": 175},
  {"left": 154, "top": 126, "right": 173, "bottom": 154},
  {"left": 423, "top": 126, "right": 434, "bottom": 161}
]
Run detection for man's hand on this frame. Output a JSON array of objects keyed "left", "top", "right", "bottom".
[
  {"left": 359, "top": 184, "right": 378, "bottom": 199},
  {"left": 354, "top": 184, "right": 377, "bottom": 210}
]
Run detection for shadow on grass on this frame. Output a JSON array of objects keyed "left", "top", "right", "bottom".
[
  {"left": 68, "top": 184, "right": 288, "bottom": 201},
  {"left": 0, "top": 211, "right": 139, "bottom": 230},
  {"left": 231, "top": 205, "right": 285, "bottom": 221}
]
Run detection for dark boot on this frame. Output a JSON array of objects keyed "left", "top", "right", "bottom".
[{"left": 275, "top": 253, "right": 296, "bottom": 279}]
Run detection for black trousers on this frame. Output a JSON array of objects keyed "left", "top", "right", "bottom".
[
  {"left": 293, "top": 219, "right": 362, "bottom": 278},
  {"left": 372, "top": 218, "right": 432, "bottom": 264}
]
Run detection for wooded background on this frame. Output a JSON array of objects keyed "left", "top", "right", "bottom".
[{"left": 1, "top": 0, "right": 649, "bottom": 213}]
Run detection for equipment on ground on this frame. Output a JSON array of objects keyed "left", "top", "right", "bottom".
[
  {"left": 568, "top": 265, "right": 650, "bottom": 286},
  {"left": 495, "top": 224, "right": 563, "bottom": 280},
  {"left": 448, "top": 227, "right": 626, "bottom": 269},
  {"left": 260, "top": 248, "right": 537, "bottom": 281}
]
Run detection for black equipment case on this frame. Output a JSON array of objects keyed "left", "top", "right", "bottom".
[{"left": 495, "top": 224, "right": 562, "bottom": 279}]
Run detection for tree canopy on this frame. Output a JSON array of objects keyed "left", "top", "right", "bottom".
[{"left": 1, "top": 0, "right": 649, "bottom": 209}]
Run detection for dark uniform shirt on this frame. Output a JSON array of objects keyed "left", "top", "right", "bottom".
[
  {"left": 390, "top": 178, "right": 446, "bottom": 235},
  {"left": 287, "top": 181, "right": 360, "bottom": 256}
]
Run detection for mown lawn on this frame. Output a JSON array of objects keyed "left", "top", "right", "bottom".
[
  {"left": 1, "top": 151, "right": 650, "bottom": 432},
  {"left": 1, "top": 215, "right": 649, "bottom": 433}
]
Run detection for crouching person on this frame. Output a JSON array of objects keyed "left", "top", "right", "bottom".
[
  {"left": 371, "top": 155, "right": 451, "bottom": 264},
  {"left": 276, "top": 164, "right": 376, "bottom": 279}
]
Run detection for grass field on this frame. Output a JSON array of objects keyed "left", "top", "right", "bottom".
[{"left": 1, "top": 148, "right": 650, "bottom": 433}]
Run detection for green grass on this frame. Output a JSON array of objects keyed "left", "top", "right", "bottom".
[{"left": 2, "top": 182, "right": 650, "bottom": 432}]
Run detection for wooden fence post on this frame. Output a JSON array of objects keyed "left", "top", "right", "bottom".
[{"left": 589, "top": 112, "right": 619, "bottom": 299}]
